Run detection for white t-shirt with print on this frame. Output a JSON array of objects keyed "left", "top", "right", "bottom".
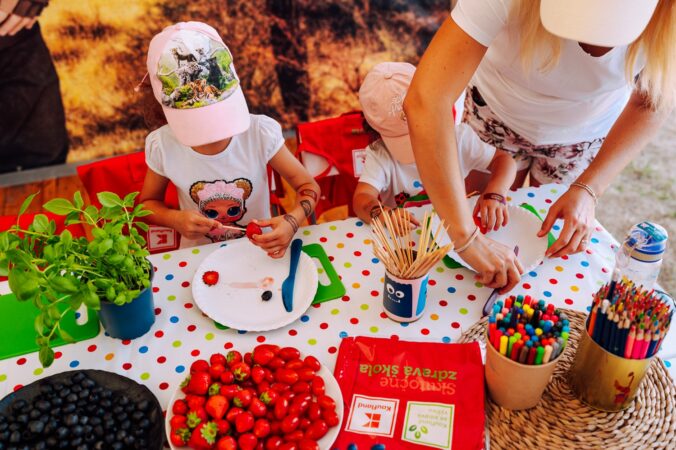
[
  {"left": 451, "top": 0, "right": 645, "bottom": 145},
  {"left": 359, "top": 123, "right": 496, "bottom": 208},
  {"left": 145, "top": 114, "right": 285, "bottom": 248}
]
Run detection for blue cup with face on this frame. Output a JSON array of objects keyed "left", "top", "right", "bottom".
[{"left": 383, "top": 270, "right": 429, "bottom": 322}]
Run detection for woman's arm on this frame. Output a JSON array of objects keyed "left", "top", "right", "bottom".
[
  {"left": 540, "top": 89, "right": 673, "bottom": 257},
  {"left": 253, "top": 145, "right": 320, "bottom": 258},
  {"left": 404, "top": 17, "right": 522, "bottom": 292}
]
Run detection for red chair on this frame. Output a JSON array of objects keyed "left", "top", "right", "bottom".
[
  {"left": 0, "top": 212, "right": 87, "bottom": 281},
  {"left": 296, "top": 112, "right": 374, "bottom": 222},
  {"left": 76, "top": 152, "right": 181, "bottom": 253}
]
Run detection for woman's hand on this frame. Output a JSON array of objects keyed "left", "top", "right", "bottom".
[
  {"left": 473, "top": 196, "right": 509, "bottom": 232},
  {"left": 460, "top": 233, "right": 524, "bottom": 294},
  {"left": 172, "top": 210, "right": 221, "bottom": 240},
  {"left": 250, "top": 217, "right": 296, "bottom": 259},
  {"left": 538, "top": 187, "right": 596, "bottom": 258}
]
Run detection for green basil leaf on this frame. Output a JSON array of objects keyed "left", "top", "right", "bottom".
[
  {"left": 97, "top": 192, "right": 121, "bottom": 208},
  {"left": 34, "top": 314, "right": 45, "bottom": 335},
  {"left": 136, "top": 222, "right": 149, "bottom": 232},
  {"left": 32, "top": 214, "right": 49, "bottom": 234},
  {"left": 19, "top": 193, "right": 39, "bottom": 216},
  {"left": 43, "top": 198, "right": 76, "bottom": 215},
  {"left": 51, "top": 276, "right": 79, "bottom": 294},
  {"left": 60, "top": 230, "right": 73, "bottom": 248},
  {"left": 123, "top": 192, "right": 139, "bottom": 206},
  {"left": 73, "top": 191, "right": 84, "bottom": 209},
  {"left": 59, "top": 327, "right": 75, "bottom": 344},
  {"left": 39, "top": 346, "right": 55, "bottom": 368},
  {"left": 134, "top": 209, "right": 153, "bottom": 218}
]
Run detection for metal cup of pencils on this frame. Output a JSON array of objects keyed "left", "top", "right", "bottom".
[
  {"left": 485, "top": 295, "right": 570, "bottom": 410},
  {"left": 370, "top": 207, "right": 452, "bottom": 323},
  {"left": 569, "top": 280, "right": 672, "bottom": 411}
]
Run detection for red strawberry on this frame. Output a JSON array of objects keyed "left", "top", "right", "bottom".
[
  {"left": 259, "top": 389, "right": 278, "bottom": 406},
  {"left": 220, "top": 384, "right": 241, "bottom": 400},
  {"left": 208, "top": 382, "right": 222, "bottom": 396},
  {"left": 253, "top": 418, "right": 271, "bottom": 439},
  {"left": 251, "top": 366, "right": 266, "bottom": 385},
  {"left": 210, "top": 353, "right": 226, "bottom": 366},
  {"left": 202, "top": 270, "right": 220, "bottom": 286},
  {"left": 210, "top": 364, "right": 226, "bottom": 380},
  {"left": 186, "top": 394, "right": 207, "bottom": 410},
  {"left": 232, "top": 362, "right": 251, "bottom": 381},
  {"left": 246, "top": 222, "right": 263, "bottom": 239},
  {"left": 249, "top": 397, "right": 267, "bottom": 418},
  {"left": 226, "top": 350, "right": 242, "bottom": 366},
  {"left": 235, "top": 411, "right": 255, "bottom": 433},
  {"left": 238, "top": 432, "right": 258, "bottom": 450},
  {"left": 216, "top": 436, "right": 238, "bottom": 450},
  {"left": 172, "top": 399, "right": 188, "bottom": 415},
  {"left": 170, "top": 428, "right": 190, "bottom": 447},
  {"left": 205, "top": 395, "right": 229, "bottom": 420},
  {"left": 180, "top": 375, "right": 191, "bottom": 394},
  {"left": 170, "top": 414, "right": 188, "bottom": 431},
  {"left": 220, "top": 370, "right": 235, "bottom": 385},
  {"left": 226, "top": 407, "right": 244, "bottom": 423},
  {"left": 188, "top": 421, "right": 218, "bottom": 449},
  {"left": 214, "top": 418, "right": 231, "bottom": 436},
  {"left": 191, "top": 359, "right": 211, "bottom": 375},
  {"left": 233, "top": 389, "right": 253, "bottom": 408},
  {"left": 191, "top": 407, "right": 209, "bottom": 424},
  {"left": 252, "top": 346, "right": 275, "bottom": 366},
  {"left": 186, "top": 411, "right": 202, "bottom": 429},
  {"left": 188, "top": 372, "right": 212, "bottom": 395}
]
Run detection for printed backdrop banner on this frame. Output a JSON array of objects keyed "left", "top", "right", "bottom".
[{"left": 39, "top": 0, "right": 448, "bottom": 162}]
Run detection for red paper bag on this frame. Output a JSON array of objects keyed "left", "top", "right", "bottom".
[{"left": 333, "top": 336, "right": 484, "bottom": 450}]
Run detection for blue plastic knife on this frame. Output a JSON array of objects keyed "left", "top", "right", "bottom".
[{"left": 281, "top": 239, "right": 303, "bottom": 313}]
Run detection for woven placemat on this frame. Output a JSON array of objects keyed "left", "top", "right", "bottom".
[{"left": 458, "top": 309, "right": 676, "bottom": 449}]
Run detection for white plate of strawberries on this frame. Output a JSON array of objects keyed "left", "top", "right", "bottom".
[{"left": 166, "top": 344, "right": 343, "bottom": 450}]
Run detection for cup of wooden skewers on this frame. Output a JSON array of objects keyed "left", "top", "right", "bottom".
[{"left": 371, "top": 207, "right": 452, "bottom": 322}]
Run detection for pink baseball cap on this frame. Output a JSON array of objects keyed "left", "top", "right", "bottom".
[
  {"left": 359, "top": 62, "right": 416, "bottom": 164},
  {"left": 147, "top": 22, "right": 250, "bottom": 147}
]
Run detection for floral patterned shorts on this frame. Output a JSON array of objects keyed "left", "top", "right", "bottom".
[{"left": 462, "top": 86, "right": 605, "bottom": 184}]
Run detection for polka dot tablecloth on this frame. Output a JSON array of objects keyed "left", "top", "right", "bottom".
[{"left": 0, "top": 184, "right": 673, "bottom": 409}]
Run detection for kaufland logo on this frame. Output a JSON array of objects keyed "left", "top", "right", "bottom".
[{"left": 346, "top": 395, "right": 398, "bottom": 437}]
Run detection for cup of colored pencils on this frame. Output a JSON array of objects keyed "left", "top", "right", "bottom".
[
  {"left": 570, "top": 280, "right": 673, "bottom": 411},
  {"left": 484, "top": 295, "right": 569, "bottom": 410},
  {"left": 371, "top": 207, "right": 452, "bottom": 322}
]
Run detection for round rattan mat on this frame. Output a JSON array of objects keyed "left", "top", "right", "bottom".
[{"left": 458, "top": 309, "right": 676, "bottom": 449}]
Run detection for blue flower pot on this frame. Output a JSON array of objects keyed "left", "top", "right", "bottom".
[{"left": 98, "top": 265, "right": 155, "bottom": 340}]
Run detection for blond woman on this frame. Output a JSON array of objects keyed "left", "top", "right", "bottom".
[{"left": 404, "top": 0, "right": 675, "bottom": 292}]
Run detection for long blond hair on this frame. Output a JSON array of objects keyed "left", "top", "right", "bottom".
[{"left": 510, "top": 0, "right": 676, "bottom": 111}]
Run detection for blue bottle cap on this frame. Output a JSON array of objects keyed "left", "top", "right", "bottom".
[{"left": 624, "top": 222, "right": 668, "bottom": 262}]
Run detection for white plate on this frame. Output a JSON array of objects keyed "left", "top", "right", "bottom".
[
  {"left": 165, "top": 355, "right": 344, "bottom": 449},
  {"left": 431, "top": 199, "right": 548, "bottom": 274},
  {"left": 192, "top": 240, "right": 318, "bottom": 331}
]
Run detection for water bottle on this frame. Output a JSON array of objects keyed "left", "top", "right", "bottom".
[{"left": 613, "top": 222, "right": 668, "bottom": 290}]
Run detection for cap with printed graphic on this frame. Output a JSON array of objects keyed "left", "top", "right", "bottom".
[
  {"left": 359, "top": 62, "right": 416, "bottom": 164},
  {"left": 147, "top": 22, "right": 250, "bottom": 147},
  {"left": 540, "top": 0, "right": 659, "bottom": 47}
]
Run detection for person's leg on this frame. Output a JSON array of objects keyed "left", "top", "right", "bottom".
[
  {"left": 0, "top": 24, "right": 68, "bottom": 173},
  {"left": 529, "top": 139, "right": 605, "bottom": 186}
]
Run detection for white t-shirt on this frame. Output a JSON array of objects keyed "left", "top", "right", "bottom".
[
  {"left": 359, "top": 123, "right": 495, "bottom": 207},
  {"left": 145, "top": 114, "right": 285, "bottom": 248},
  {"left": 452, "top": 0, "right": 645, "bottom": 145}
]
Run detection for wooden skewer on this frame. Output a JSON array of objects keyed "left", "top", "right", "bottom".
[{"left": 220, "top": 225, "right": 246, "bottom": 231}]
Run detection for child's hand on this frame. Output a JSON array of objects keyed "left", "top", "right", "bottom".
[
  {"left": 249, "top": 217, "right": 297, "bottom": 259},
  {"left": 473, "top": 193, "right": 509, "bottom": 232},
  {"left": 173, "top": 210, "right": 222, "bottom": 240}
]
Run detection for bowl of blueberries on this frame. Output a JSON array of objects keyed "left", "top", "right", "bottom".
[{"left": 0, "top": 369, "right": 163, "bottom": 449}]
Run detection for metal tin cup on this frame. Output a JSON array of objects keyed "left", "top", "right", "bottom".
[
  {"left": 569, "top": 329, "right": 654, "bottom": 411},
  {"left": 484, "top": 329, "right": 560, "bottom": 410},
  {"left": 382, "top": 271, "right": 429, "bottom": 322}
]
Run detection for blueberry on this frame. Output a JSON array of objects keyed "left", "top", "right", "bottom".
[
  {"left": 66, "top": 394, "right": 78, "bottom": 404},
  {"left": 71, "top": 425, "right": 84, "bottom": 437},
  {"left": 15, "top": 415, "right": 27, "bottom": 425},
  {"left": 89, "top": 417, "right": 101, "bottom": 427},
  {"left": 62, "top": 404, "right": 75, "bottom": 414},
  {"left": 69, "top": 437, "right": 82, "bottom": 447},
  {"left": 135, "top": 400, "right": 149, "bottom": 412},
  {"left": 93, "top": 426, "right": 103, "bottom": 438},
  {"left": 72, "top": 373, "right": 85, "bottom": 383},
  {"left": 111, "top": 406, "right": 122, "bottom": 415},
  {"left": 93, "top": 442, "right": 105, "bottom": 450},
  {"left": 12, "top": 400, "right": 27, "bottom": 412},
  {"left": 114, "top": 430, "right": 126, "bottom": 441},
  {"left": 138, "top": 418, "right": 150, "bottom": 430},
  {"left": 131, "top": 411, "right": 144, "bottom": 422},
  {"left": 71, "top": 385, "right": 82, "bottom": 394},
  {"left": 0, "top": 430, "right": 9, "bottom": 441},
  {"left": 78, "top": 389, "right": 90, "bottom": 400},
  {"left": 123, "top": 435, "right": 135, "bottom": 446},
  {"left": 261, "top": 290, "right": 273, "bottom": 301},
  {"left": 99, "top": 399, "right": 111, "bottom": 409},
  {"left": 8, "top": 424, "right": 18, "bottom": 432},
  {"left": 27, "top": 420, "right": 44, "bottom": 434},
  {"left": 119, "top": 420, "right": 130, "bottom": 431},
  {"left": 50, "top": 397, "right": 62, "bottom": 407},
  {"left": 39, "top": 384, "right": 53, "bottom": 395},
  {"left": 46, "top": 437, "right": 57, "bottom": 447},
  {"left": 8, "top": 431, "right": 20, "bottom": 443},
  {"left": 64, "top": 414, "right": 79, "bottom": 426},
  {"left": 58, "top": 388, "right": 71, "bottom": 399},
  {"left": 29, "top": 409, "right": 41, "bottom": 420},
  {"left": 115, "top": 412, "right": 127, "bottom": 423},
  {"left": 81, "top": 379, "right": 95, "bottom": 389},
  {"left": 110, "top": 443, "right": 123, "bottom": 450},
  {"left": 33, "top": 442, "right": 47, "bottom": 450}
]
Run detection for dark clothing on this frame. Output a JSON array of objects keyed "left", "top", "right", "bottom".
[{"left": 0, "top": 23, "right": 68, "bottom": 173}]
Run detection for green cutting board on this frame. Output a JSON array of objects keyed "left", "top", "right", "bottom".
[{"left": 0, "top": 293, "right": 100, "bottom": 361}]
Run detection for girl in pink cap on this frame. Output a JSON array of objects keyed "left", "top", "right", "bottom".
[{"left": 139, "top": 22, "right": 319, "bottom": 258}]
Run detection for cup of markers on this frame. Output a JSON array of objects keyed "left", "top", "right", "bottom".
[
  {"left": 569, "top": 279, "right": 673, "bottom": 411},
  {"left": 484, "top": 295, "right": 570, "bottom": 410}
]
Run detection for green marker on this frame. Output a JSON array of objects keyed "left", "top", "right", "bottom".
[
  {"left": 535, "top": 346, "right": 545, "bottom": 365},
  {"left": 507, "top": 335, "right": 516, "bottom": 356}
]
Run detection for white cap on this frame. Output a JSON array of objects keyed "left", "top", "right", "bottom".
[{"left": 540, "top": 0, "right": 659, "bottom": 47}]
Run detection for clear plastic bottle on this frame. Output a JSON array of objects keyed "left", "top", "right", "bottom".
[{"left": 613, "top": 222, "right": 668, "bottom": 290}]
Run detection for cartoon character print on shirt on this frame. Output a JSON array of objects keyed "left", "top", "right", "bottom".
[{"left": 189, "top": 178, "right": 252, "bottom": 242}]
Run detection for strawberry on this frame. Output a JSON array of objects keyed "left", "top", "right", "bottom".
[
  {"left": 210, "top": 353, "right": 227, "bottom": 366},
  {"left": 220, "top": 384, "right": 241, "bottom": 400},
  {"left": 170, "top": 414, "right": 188, "bottom": 431},
  {"left": 209, "top": 382, "right": 222, "bottom": 396},
  {"left": 172, "top": 399, "right": 188, "bottom": 415},
  {"left": 191, "top": 359, "right": 211, "bottom": 375},
  {"left": 210, "top": 364, "right": 226, "bottom": 380},
  {"left": 252, "top": 346, "right": 275, "bottom": 366},
  {"left": 205, "top": 395, "right": 229, "bottom": 420},
  {"left": 253, "top": 418, "right": 271, "bottom": 439},
  {"left": 191, "top": 407, "right": 209, "bottom": 424},
  {"left": 232, "top": 362, "right": 251, "bottom": 381},
  {"left": 188, "top": 372, "right": 212, "bottom": 395},
  {"left": 214, "top": 418, "right": 231, "bottom": 436},
  {"left": 259, "top": 389, "right": 278, "bottom": 406},
  {"left": 180, "top": 375, "right": 191, "bottom": 394},
  {"left": 170, "top": 428, "right": 190, "bottom": 447},
  {"left": 226, "top": 350, "right": 242, "bottom": 366},
  {"left": 251, "top": 366, "right": 266, "bottom": 384},
  {"left": 186, "top": 394, "right": 207, "bottom": 410},
  {"left": 186, "top": 411, "right": 202, "bottom": 429},
  {"left": 216, "top": 436, "right": 238, "bottom": 450},
  {"left": 188, "top": 421, "right": 218, "bottom": 449},
  {"left": 246, "top": 222, "right": 263, "bottom": 240},
  {"left": 202, "top": 270, "right": 219, "bottom": 286},
  {"left": 238, "top": 432, "right": 258, "bottom": 450},
  {"left": 233, "top": 388, "right": 253, "bottom": 408},
  {"left": 220, "top": 370, "right": 235, "bottom": 385},
  {"left": 249, "top": 397, "right": 267, "bottom": 418},
  {"left": 235, "top": 411, "right": 255, "bottom": 433},
  {"left": 226, "top": 406, "right": 244, "bottom": 423}
]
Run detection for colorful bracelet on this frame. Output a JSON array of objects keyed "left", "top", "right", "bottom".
[
  {"left": 482, "top": 193, "right": 506, "bottom": 204},
  {"left": 455, "top": 226, "right": 480, "bottom": 254},
  {"left": 571, "top": 181, "right": 598, "bottom": 205}
]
